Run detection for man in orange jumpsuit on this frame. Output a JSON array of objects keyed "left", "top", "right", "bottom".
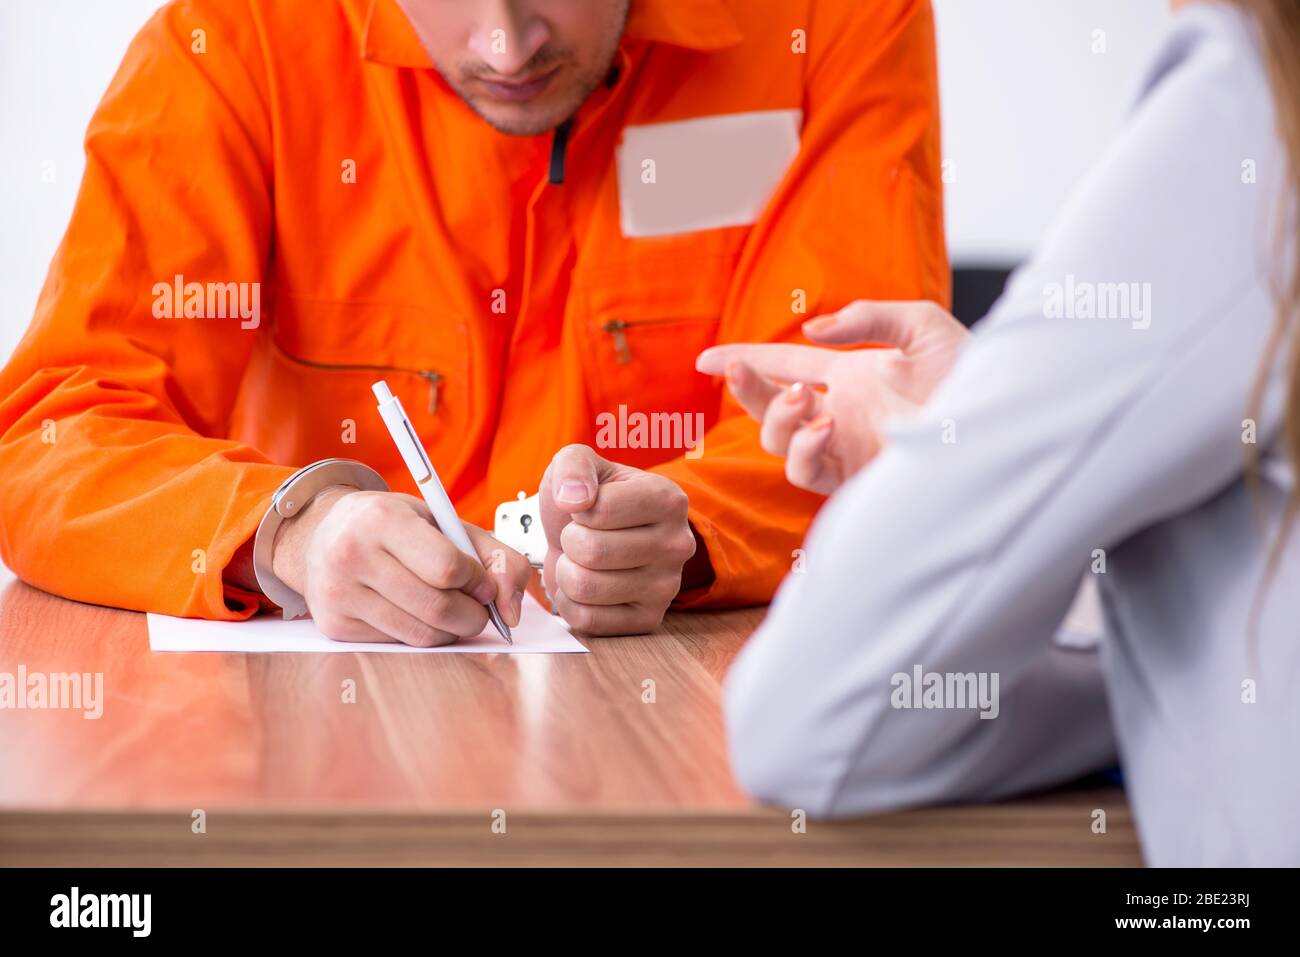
[{"left": 0, "top": 0, "right": 946, "bottom": 642}]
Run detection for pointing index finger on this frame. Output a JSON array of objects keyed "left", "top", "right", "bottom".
[{"left": 697, "top": 343, "right": 834, "bottom": 386}]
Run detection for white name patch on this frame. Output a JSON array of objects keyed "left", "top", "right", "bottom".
[{"left": 616, "top": 109, "right": 802, "bottom": 238}]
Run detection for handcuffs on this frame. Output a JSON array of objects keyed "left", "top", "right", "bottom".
[{"left": 251, "top": 459, "right": 546, "bottom": 619}]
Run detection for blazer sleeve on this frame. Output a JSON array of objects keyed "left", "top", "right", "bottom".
[{"left": 723, "top": 6, "right": 1284, "bottom": 814}]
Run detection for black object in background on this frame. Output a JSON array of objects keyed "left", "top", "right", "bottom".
[{"left": 952, "top": 264, "right": 1014, "bottom": 328}]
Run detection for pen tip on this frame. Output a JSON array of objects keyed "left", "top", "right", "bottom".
[{"left": 488, "top": 603, "right": 513, "bottom": 644}]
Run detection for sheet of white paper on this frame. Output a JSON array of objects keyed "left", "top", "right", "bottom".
[{"left": 147, "top": 592, "right": 588, "bottom": 654}]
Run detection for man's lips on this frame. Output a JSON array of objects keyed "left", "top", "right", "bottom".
[{"left": 475, "top": 66, "right": 560, "bottom": 103}]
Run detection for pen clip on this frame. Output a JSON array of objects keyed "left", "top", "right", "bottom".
[{"left": 400, "top": 418, "right": 433, "bottom": 484}]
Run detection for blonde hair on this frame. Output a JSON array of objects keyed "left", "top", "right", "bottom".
[{"left": 1227, "top": 0, "right": 1300, "bottom": 646}]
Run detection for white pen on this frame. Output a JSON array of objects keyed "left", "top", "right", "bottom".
[{"left": 371, "top": 380, "right": 512, "bottom": 643}]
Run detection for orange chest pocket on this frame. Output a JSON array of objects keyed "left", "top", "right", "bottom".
[
  {"left": 569, "top": 239, "right": 741, "bottom": 470},
  {"left": 228, "top": 296, "right": 475, "bottom": 492}
]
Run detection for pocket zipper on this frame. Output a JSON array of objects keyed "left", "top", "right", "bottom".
[
  {"left": 601, "top": 318, "right": 699, "bottom": 365},
  {"left": 272, "top": 340, "right": 444, "bottom": 413}
]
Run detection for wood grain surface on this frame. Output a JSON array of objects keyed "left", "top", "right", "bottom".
[{"left": 0, "top": 575, "right": 1141, "bottom": 866}]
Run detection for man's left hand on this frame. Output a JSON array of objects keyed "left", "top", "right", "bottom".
[{"left": 539, "top": 444, "right": 698, "bottom": 636}]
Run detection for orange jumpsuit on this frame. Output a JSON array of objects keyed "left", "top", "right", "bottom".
[{"left": 0, "top": 0, "right": 947, "bottom": 618}]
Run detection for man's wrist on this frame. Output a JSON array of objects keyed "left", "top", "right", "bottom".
[
  {"left": 270, "top": 484, "right": 355, "bottom": 594},
  {"left": 251, "top": 458, "right": 389, "bottom": 618}
]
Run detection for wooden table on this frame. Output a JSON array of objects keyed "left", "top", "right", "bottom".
[{"left": 0, "top": 570, "right": 1140, "bottom": 866}]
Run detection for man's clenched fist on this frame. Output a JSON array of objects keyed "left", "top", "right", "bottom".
[{"left": 539, "top": 445, "right": 699, "bottom": 636}]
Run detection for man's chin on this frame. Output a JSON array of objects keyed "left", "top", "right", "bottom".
[{"left": 462, "top": 94, "right": 581, "bottom": 138}]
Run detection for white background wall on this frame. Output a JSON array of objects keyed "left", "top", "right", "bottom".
[
  {"left": 0, "top": 0, "right": 1171, "bottom": 365},
  {"left": 934, "top": 0, "right": 1171, "bottom": 262}
]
